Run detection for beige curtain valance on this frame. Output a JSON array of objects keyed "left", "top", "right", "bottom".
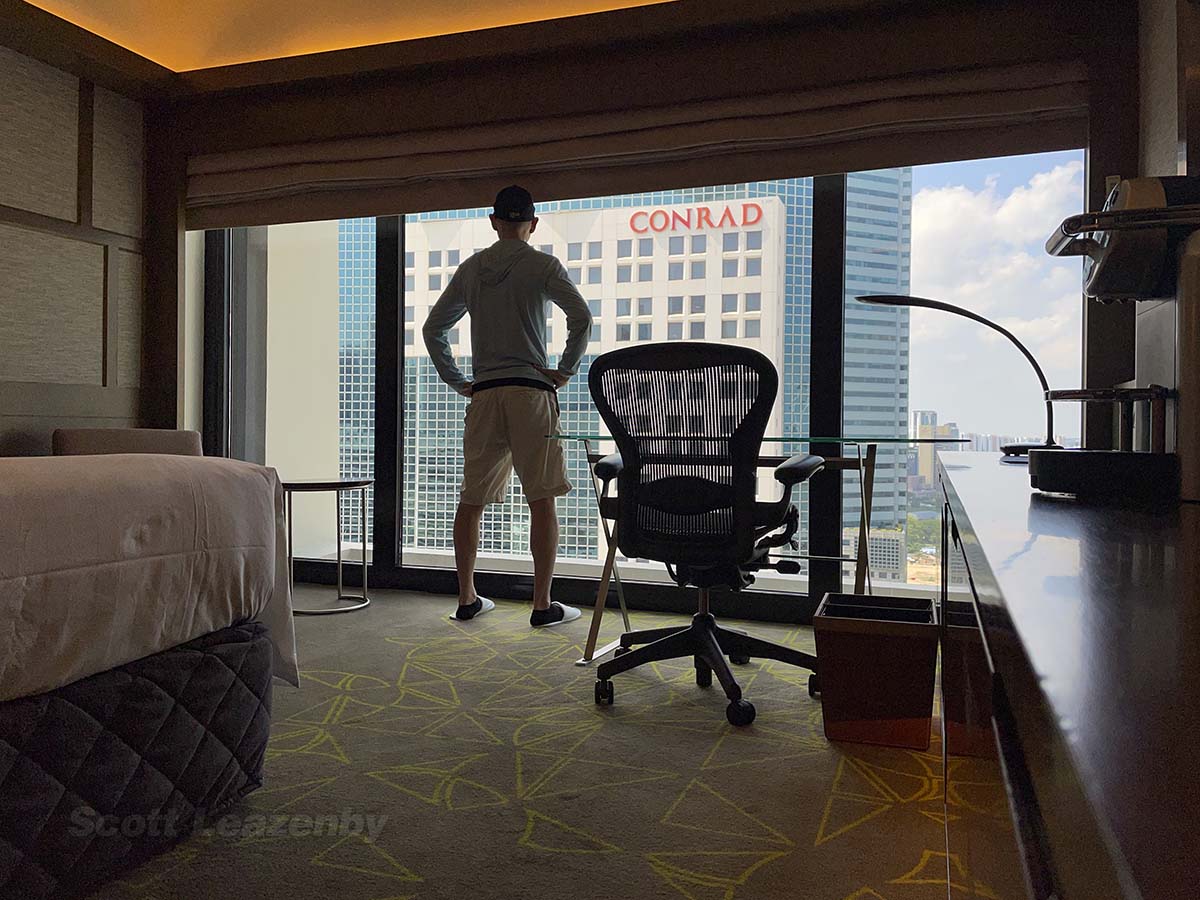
[{"left": 186, "top": 61, "right": 1088, "bottom": 229}]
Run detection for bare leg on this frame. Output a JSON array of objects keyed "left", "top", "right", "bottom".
[
  {"left": 454, "top": 502, "right": 485, "bottom": 606},
  {"left": 528, "top": 497, "right": 559, "bottom": 611}
]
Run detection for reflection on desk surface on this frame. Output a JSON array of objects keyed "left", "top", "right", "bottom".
[{"left": 550, "top": 434, "right": 972, "bottom": 444}]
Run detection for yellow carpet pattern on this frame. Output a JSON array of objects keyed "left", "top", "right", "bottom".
[{"left": 91, "top": 589, "right": 1016, "bottom": 900}]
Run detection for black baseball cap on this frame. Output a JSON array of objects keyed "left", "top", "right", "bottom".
[{"left": 493, "top": 185, "right": 535, "bottom": 222}]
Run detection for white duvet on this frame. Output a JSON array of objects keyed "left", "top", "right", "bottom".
[{"left": 0, "top": 454, "right": 299, "bottom": 702}]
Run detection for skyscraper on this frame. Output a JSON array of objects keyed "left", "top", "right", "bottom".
[{"left": 338, "top": 171, "right": 912, "bottom": 572}]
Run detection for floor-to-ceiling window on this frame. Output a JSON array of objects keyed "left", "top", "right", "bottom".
[
  {"left": 840, "top": 150, "right": 1085, "bottom": 589},
  {"left": 400, "top": 182, "right": 814, "bottom": 594},
  {"left": 197, "top": 150, "right": 1085, "bottom": 609}
]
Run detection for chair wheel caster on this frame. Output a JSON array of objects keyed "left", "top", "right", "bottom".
[
  {"left": 695, "top": 663, "right": 713, "bottom": 688},
  {"left": 595, "top": 679, "right": 614, "bottom": 705},
  {"left": 726, "top": 700, "right": 756, "bottom": 727},
  {"left": 730, "top": 654, "right": 750, "bottom": 665},
  {"left": 808, "top": 674, "right": 821, "bottom": 698}
]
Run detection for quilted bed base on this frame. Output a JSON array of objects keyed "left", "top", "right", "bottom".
[{"left": 0, "top": 620, "right": 273, "bottom": 899}]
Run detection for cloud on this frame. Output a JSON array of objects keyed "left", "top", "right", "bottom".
[{"left": 908, "top": 158, "right": 1086, "bottom": 439}]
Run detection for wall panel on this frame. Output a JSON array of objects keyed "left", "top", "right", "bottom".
[
  {"left": 0, "top": 222, "right": 104, "bottom": 384},
  {"left": 0, "top": 44, "right": 78, "bottom": 220},
  {"left": 0, "top": 43, "right": 147, "bottom": 454},
  {"left": 117, "top": 249, "right": 143, "bottom": 386},
  {"left": 92, "top": 85, "right": 144, "bottom": 237}
]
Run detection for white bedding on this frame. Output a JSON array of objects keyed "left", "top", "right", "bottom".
[{"left": 0, "top": 454, "right": 298, "bottom": 702}]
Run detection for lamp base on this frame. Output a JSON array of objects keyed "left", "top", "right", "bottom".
[
  {"left": 1028, "top": 448, "right": 1179, "bottom": 504},
  {"left": 1000, "top": 441, "right": 1061, "bottom": 464}
]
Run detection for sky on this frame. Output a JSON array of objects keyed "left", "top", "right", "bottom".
[{"left": 904, "top": 149, "right": 1086, "bottom": 440}]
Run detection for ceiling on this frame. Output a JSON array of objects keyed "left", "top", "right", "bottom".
[{"left": 24, "top": 0, "right": 678, "bottom": 71}]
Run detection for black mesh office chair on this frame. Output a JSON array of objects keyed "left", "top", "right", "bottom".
[{"left": 588, "top": 343, "right": 825, "bottom": 726}]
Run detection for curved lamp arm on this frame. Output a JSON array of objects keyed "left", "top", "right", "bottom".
[{"left": 856, "top": 294, "right": 1058, "bottom": 453}]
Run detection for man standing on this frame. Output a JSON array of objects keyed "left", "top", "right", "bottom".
[{"left": 423, "top": 186, "right": 593, "bottom": 626}]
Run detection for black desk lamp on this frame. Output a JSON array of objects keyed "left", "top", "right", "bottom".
[{"left": 856, "top": 294, "right": 1061, "bottom": 463}]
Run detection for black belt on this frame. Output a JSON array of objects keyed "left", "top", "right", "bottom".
[{"left": 471, "top": 378, "right": 555, "bottom": 394}]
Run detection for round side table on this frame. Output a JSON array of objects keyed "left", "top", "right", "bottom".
[{"left": 283, "top": 478, "right": 373, "bottom": 615}]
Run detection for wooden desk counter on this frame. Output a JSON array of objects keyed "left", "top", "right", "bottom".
[{"left": 939, "top": 452, "right": 1200, "bottom": 900}]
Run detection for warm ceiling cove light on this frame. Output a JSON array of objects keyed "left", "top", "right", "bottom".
[{"left": 24, "top": 0, "right": 679, "bottom": 71}]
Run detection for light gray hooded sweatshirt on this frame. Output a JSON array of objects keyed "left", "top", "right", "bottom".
[{"left": 423, "top": 239, "right": 593, "bottom": 395}]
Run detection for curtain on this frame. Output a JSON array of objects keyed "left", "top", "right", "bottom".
[{"left": 185, "top": 61, "right": 1087, "bottom": 228}]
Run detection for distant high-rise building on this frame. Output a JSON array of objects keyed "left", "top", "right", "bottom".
[{"left": 915, "top": 415, "right": 960, "bottom": 487}]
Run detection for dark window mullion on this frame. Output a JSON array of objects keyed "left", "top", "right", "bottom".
[
  {"left": 372, "top": 215, "right": 402, "bottom": 571},
  {"left": 808, "top": 173, "right": 847, "bottom": 602},
  {"left": 202, "top": 229, "right": 231, "bottom": 457}
]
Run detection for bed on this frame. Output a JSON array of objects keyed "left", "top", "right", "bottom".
[{"left": 0, "top": 454, "right": 298, "bottom": 898}]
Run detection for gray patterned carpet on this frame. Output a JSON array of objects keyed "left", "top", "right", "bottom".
[{"left": 91, "top": 587, "right": 1014, "bottom": 900}]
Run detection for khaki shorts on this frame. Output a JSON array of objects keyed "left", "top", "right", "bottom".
[{"left": 461, "top": 387, "right": 572, "bottom": 505}]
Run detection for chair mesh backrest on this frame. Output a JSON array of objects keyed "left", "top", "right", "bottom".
[{"left": 589, "top": 342, "right": 777, "bottom": 567}]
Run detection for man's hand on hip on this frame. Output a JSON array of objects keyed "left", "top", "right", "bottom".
[
  {"left": 459, "top": 382, "right": 474, "bottom": 398},
  {"left": 534, "top": 367, "right": 571, "bottom": 389}
]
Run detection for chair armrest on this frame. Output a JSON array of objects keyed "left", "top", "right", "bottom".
[
  {"left": 594, "top": 452, "right": 623, "bottom": 482},
  {"left": 774, "top": 453, "right": 825, "bottom": 486}
]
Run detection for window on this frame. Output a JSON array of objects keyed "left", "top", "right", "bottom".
[
  {"left": 429, "top": 273, "right": 441, "bottom": 290},
  {"left": 539, "top": 244, "right": 553, "bottom": 254},
  {"left": 745, "top": 257, "right": 762, "bottom": 277},
  {"left": 837, "top": 153, "right": 1084, "bottom": 590},
  {"left": 723, "top": 233, "right": 739, "bottom": 252},
  {"left": 429, "top": 250, "right": 441, "bottom": 267},
  {"left": 587, "top": 267, "right": 602, "bottom": 284},
  {"left": 405, "top": 274, "right": 414, "bottom": 291},
  {"left": 448, "top": 328, "right": 459, "bottom": 344},
  {"left": 405, "top": 306, "right": 415, "bottom": 322},
  {"left": 447, "top": 249, "right": 460, "bottom": 266},
  {"left": 405, "top": 328, "right": 414, "bottom": 345},
  {"left": 404, "top": 251, "right": 415, "bottom": 267},
  {"left": 393, "top": 178, "right": 811, "bottom": 600},
  {"left": 722, "top": 293, "right": 738, "bottom": 313},
  {"left": 721, "top": 320, "right": 738, "bottom": 338},
  {"left": 569, "top": 267, "right": 582, "bottom": 285},
  {"left": 744, "top": 318, "right": 761, "bottom": 338},
  {"left": 746, "top": 230, "right": 763, "bottom": 250},
  {"left": 722, "top": 259, "right": 738, "bottom": 278},
  {"left": 745, "top": 292, "right": 761, "bottom": 311}
]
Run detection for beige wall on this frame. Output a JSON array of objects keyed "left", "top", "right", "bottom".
[
  {"left": 265, "top": 220, "right": 342, "bottom": 558},
  {"left": 0, "top": 44, "right": 146, "bottom": 454},
  {"left": 180, "top": 230, "right": 205, "bottom": 433}
]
